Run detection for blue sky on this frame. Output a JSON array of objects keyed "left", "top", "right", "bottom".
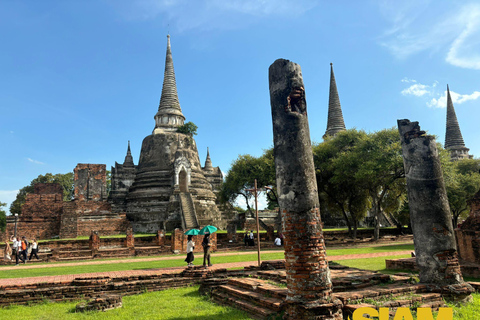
[{"left": 1, "top": 1, "right": 479, "bottom": 214}]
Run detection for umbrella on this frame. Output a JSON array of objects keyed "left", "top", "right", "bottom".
[
  {"left": 199, "top": 225, "right": 218, "bottom": 235},
  {"left": 184, "top": 229, "right": 200, "bottom": 235}
]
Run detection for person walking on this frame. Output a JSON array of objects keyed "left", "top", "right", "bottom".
[
  {"left": 4, "top": 238, "right": 12, "bottom": 261},
  {"left": 202, "top": 233, "right": 212, "bottom": 268},
  {"left": 185, "top": 235, "right": 195, "bottom": 267},
  {"left": 249, "top": 230, "right": 254, "bottom": 246},
  {"left": 20, "top": 237, "right": 28, "bottom": 263},
  {"left": 29, "top": 238, "right": 40, "bottom": 260},
  {"left": 12, "top": 235, "right": 24, "bottom": 265}
]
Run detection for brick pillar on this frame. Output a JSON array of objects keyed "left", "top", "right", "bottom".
[
  {"left": 171, "top": 228, "right": 183, "bottom": 253},
  {"left": 266, "top": 226, "right": 275, "bottom": 242},
  {"left": 125, "top": 227, "right": 134, "bottom": 248},
  {"left": 227, "top": 223, "right": 237, "bottom": 242},
  {"left": 156, "top": 230, "right": 165, "bottom": 246},
  {"left": 89, "top": 230, "right": 100, "bottom": 252},
  {"left": 269, "top": 59, "right": 342, "bottom": 319},
  {"left": 398, "top": 119, "right": 473, "bottom": 299}
]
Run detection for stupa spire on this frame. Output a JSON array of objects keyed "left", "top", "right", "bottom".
[
  {"left": 324, "top": 63, "right": 346, "bottom": 138},
  {"left": 445, "top": 85, "right": 470, "bottom": 160},
  {"left": 123, "top": 141, "right": 134, "bottom": 167},
  {"left": 154, "top": 35, "right": 186, "bottom": 134},
  {"left": 204, "top": 147, "right": 213, "bottom": 171}
]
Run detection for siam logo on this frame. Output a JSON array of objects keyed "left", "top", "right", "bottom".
[{"left": 350, "top": 307, "right": 453, "bottom": 320}]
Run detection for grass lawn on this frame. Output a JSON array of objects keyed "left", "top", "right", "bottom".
[
  {"left": 0, "top": 243, "right": 414, "bottom": 279},
  {"left": 0, "top": 286, "right": 253, "bottom": 320}
]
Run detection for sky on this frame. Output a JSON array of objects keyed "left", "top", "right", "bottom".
[{"left": 1, "top": 0, "right": 479, "bottom": 214}]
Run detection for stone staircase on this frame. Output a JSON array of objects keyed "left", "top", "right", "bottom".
[
  {"left": 179, "top": 192, "right": 199, "bottom": 229},
  {"left": 211, "top": 277, "right": 285, "bottom": 320},
  {"left": 207, "top": 265, "right": 447, "bottom": 320}
]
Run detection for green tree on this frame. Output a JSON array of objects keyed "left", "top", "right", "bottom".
[
  {"left": 355, "top": 128, "right": 405, "bottom": 240},
  {"left": 177, "top": 122, "right": 198, "bottom": 136},
  {"left": 220, "top": 149, "right": 277, "bottom": 228},
  {"left": 442, "top": 158, "right": 480, "bottom": 228},
  {"left": 314, "top": 130, "right": 371, "bottom": 239},
  {"left": 0, "top": 202, "right": 6, "bottom": 232},
  {"left": 10, "top": 173, "right": 74, "bottom": 215}
]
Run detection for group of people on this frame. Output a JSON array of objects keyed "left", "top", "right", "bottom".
[
  {"left": 3, "top": 235, "right": 40, "bottom": 266},
  {"left": 244, "top": 230, "right": 255, "bottom": 247},
  {"left": 184, "top": 233, "right": 212, "bottom": 268}
]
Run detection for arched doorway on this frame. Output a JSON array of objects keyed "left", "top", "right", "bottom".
[{"left": 179, "top": 169, "right": 188, "bottom": 192}]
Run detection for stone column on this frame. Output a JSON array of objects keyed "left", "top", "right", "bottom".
[
  {"left": 157, "top": 230, "right": 165, "bottom": 247},
  {"left": 89, "top": 230, "right": 100, "bottom": 252},
  {"left": 397, "top": 119, "right": 473, "bottom": 299},
  {"left": 269, "top": 59, "right": 342, "bottom": 320},
  {"left": 125, "top": 227, "right": 134, "bottom": 248}
]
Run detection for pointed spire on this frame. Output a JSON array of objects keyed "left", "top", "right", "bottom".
[
  {"left": 204, "top": 147, "right": 213, "bottom": 171},
  {"left": 445, "top": 85, "right": 466, "bottom": 149},
  {"left": 123, "top": 141, "right": 134, "bottom": 167},
  {"left": 154, "top": 35, "right": 186, "bottom": 133},
  {"left": 324, "top": 63, "right": 346, "bottom": 138}
]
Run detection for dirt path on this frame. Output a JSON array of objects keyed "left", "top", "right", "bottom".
[{"left": 0, "top": 250, "right": 412, "bottom": 287}]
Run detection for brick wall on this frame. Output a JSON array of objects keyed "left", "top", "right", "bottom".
[{"left": 74, "top": 164, "right": 107, "bottom": 201}]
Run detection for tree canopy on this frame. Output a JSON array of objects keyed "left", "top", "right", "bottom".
[
  {"left": 0, "top": 202, "right": 6, "bottom": 232},
  {"left": 10, "top": 173, "right": 74, "bottom": 215},
  {"left": 176, "top": 122, "right": 198, "bottom": 136}
]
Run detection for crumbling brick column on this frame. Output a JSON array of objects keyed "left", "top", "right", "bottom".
[
  {"left": 269, "top": 59, "right": 342, "bottom": 320},
  {"left": 89, "top": 230, "right": 100, "bottom": 252},
  {"left": 171, "top": 228, "right": 183, "bottom": 253},
  {"left": 226, "top": 223, "right": 237, "bottom": 242},
  {"left": 125, "top": 228, "right": 134, "bottom": 248},
  {"left": 398, "top": 119, "right": 473, "bottom": 299},
  {"left": 156, "top": 230, "right": 165, "bottom": 246}
]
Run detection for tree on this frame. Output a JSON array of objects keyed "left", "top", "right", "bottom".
[
  {"left": 442, "top": 158, "right": 480, "bottom": 228},
  {"left": 313, "top": 130, "right": 371, "bottom": 239},
  {"left": 0, "top": 202, "right": 6, "bottom": 232},
  {"left": 10, "top": 173, "right": 74, "bottom": 215},
  {"left": 176, "top": 122, "right": 198, "bottom": 136},
  {"left": 354, "top": 128, "right": 405, "bottom": 240},
  {"left": 220, "top": 149, "right": 276, "bottom": 228}
]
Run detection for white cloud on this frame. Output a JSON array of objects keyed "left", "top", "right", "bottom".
[
  {"left": 401, "top": 80, "right": 437, "bottom": 97},
  {"left": 379, "top": 3, "right": 480, "bottom": 69},
  {"left": 401, "top": 83, "right": 429, "bottom": 96},
  {"left": 0, "top": 190, "right": 19, "bottom": 215},
  {"left": 427, "top": 89, "right": 480, "bottom": 108},
  {"left": 234, "top": 192, "right": 268, "bottom": 210},
  {"left": 27, "top": 158, "right": 45, "bottom": 165},
  {"left": 401, "top": 78, "right": 416, "bottom": 83},
  {"left": 111, "top": 0, "right": 318, "bottom": 32}
]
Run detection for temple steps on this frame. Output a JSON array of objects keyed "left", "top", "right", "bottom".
[
  {"left": 179, "top": 193, "right": 199, "bottom": 229},
  {"left": 211, "top": 277, "right": 284, "bottom": 320}
]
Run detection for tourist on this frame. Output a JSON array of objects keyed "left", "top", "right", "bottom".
[
  {"left": 20, "top": 236, "right": 28, "bottom": 263},
  {"left": 4, "top": 237, "right": 12, "bottom": 261},
  {"left": 249, "top": 230, "right": 254, "bottom": 246},
  {"left": 274, "top": 236, "right": 282, "bottom": 246},
  {"left": 185, "top": 235, "right": 195, "bottom": 267},
  {"left": 11, "top": 235, "right": 24, "bottom": 265},
  {"left": 202, "top": 233, "right": 212, "bottom": 268},
  {"left": 244, "top": 232, "right": 249, "bottom": 248},
  {"left": 29, "top": 238, "right": 40, "bottom": 260}
]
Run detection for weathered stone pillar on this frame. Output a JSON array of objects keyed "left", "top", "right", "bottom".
[
  {"left": 397, "top": 119, "right": 473, "bottom": 299},
  {"left": 89, "top": 230, "right": 100, "bottom": 252},
  {"left": 171, "top": 228, "right": 183, "bottom": 254},
  {"left": 125, "top": 227, "right": 134, "bottom": 248},
  {"left": 269, "top": 59, "right": 342, "bottom": 320},
  {"left": 227, "top": 222, "right": 237, "bottom": 242},
  {"left": 156, "top": 230, "right": 165, "bottom": 246}
]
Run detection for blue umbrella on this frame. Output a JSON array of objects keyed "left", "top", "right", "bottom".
[
  {"left": 199, "top": 225, "right": 217, "bottom": 235},
  {"left": 184, "top": 229, "right": 200, "bottom": 235}
]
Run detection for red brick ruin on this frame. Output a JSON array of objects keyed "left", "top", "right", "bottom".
[{"left": 269, "top": 59, "right": 342, "bottom": 320}]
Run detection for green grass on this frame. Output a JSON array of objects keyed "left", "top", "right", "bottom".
[
  {"left": 0, "top": 286, "right": 253, "bottom": 320},
  {"left": 0, "top": 244, "right": 414, "bottom": 279}
]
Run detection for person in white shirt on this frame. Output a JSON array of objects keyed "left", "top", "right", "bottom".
[
  {"left": 185, "top": 235, "right": 195, "bottom": 266},
  {"left": 29, "top": 238, "right": 40, "bottom": 260},
  {"left": 274, "top": 237, "right": 282, "bottom": 246}
]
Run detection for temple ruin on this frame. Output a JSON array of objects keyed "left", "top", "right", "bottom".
[
  {"left": 445, "top": 85, "right": 471, "bottom": 161},
  {"left": 108, "top": 35, "right": 224, "bottom": 233}
]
